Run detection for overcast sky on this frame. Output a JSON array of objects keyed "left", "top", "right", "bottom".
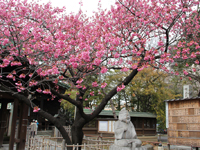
[{"left": 40, "top": 0, "right": 116, "bottom": 16}]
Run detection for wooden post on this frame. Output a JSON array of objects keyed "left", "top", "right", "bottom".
[
  {"left": 27, "top": 136, "right": 30, "bottom": 150},
  {"left": 16, "top": 102, "right": 29, "bottom": 150},
  {"left": 8, "top": 102, "right": 14, "bottom": 136},
  {"left": 47, "top": 140, "right": 49, "bottom": 150},
  {"left": 9, "top": 99, "right": 19, "bottom": 150},
  {"left": 54, "top": 140, "right": 57, "bottom": 150},
  {"left": 0, "top": 101, "right": 8, "bottom": 147},
  {"left": 61, "top": 139, "right": 65, "bottom": 150},
  {"left": 167, "top": 143, "right": 170, "bottom": 150},
  {"left": 42, "top": 137, "right": 45, "bottom": 150}
]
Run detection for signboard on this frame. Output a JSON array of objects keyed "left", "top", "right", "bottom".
[
  {"left": 183, "top": 85, "right": 192, "bottom": 99},
  {"left": 98, "top": 120, "right": 115, "bottom": 133},
  {"left": 99, "top": 121, "right": 108, "bottom": 132}
]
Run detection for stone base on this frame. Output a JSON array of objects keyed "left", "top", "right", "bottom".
[
  {"left": 109, "top": 144, "right": 153, "bottom": 150},
  {"left": 143, "top": 144, "right": 153, "bottom": 150},
  {"left": 109, "top": 144, "right": 131, "bottom": 150}
]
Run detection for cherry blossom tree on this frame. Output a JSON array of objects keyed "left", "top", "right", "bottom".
[{"left": 0, "top": 0, "right": 199, "bottom": 148}]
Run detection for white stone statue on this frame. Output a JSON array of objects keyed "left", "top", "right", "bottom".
[{"left": 109, "top": 108, "right": 153, "bottom": 150}]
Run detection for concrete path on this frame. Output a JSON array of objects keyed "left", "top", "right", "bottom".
[
  {"left": 1, "top": 134, "right": 199, "bottom": 150},
  {"left": 163, "top": 145, "right": 197, "bottom": 150}
]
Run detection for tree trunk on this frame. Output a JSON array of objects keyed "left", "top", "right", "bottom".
[
  {"left": 71, "top": 124, "right": 84, "bottom": 150},
  {"left": 71, "top": 109, "right": 86, "bottom": 150}
]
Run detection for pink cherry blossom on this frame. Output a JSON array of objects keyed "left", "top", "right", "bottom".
[
  {"left": 15, "top": 82, "right": 22, "bottom": 86},
  {"left": 43, "top": 89, "right": 51, "bottom": 95},
  {"left": 114, "top": 52, "right": 120, "bottom": 58},
  {"left": 195, "top": 51, "right": 200, "bottom": 55},
  {"left": 195, "top": 60, "right": 199, "bottom": 64},
  {"left": 76, "top": 78, "right": 83, "bottom": 84},
  {"left": 182, "top": 55, "right": 188, "bottom": 60},
  {"left": 190, "top": 52, "right": 196, "bottom": 58},
  {"left": 158, "top": 41, "right": 164, "bottom": 46},
  {"left": 19, "top": 86, "right": 25, "bottom": 91},
  {"left": 59, "top": 76, "right": 64, "bottom": 80},
  {"left": 29, "top": 80, "right": 38, "bottom": 86},
  {"left": 33, "top": 106, "right": 40, "bottom": 112},
  {"left": 6, "top": 73, "right": 13, "bottom": 79},
  {"left": 11, "top": 61, "right": 22, "bottom": 66},
  {"left": 12, "top": 70, "right": 16, "bottom": 74},
  {"left": 183, "top": 70, "right": 188, "bottom": 75},
  {"left": 36, "top": 88, "right": 42, "bottom": 93},
  {"left": 76, "top": 85, "right": 82, "bottom": 88},
  {"left": 3, "top": 39, "right": 9, "bottom": 45},
  {"left": 90, "top": 91, "right": 94, "bottom": 96},
  {"left": 4, "top": 30, "right": 10, "bottom": 36},
  {"left": 29, "top": 73, "right": 33, "bottom": 77},
  {"left": 117, "top": 84, "right": 125, "bottom": 92},
  {"left": 101, "top": 67, "right": 108, "bottom": 74},
  {"left": 92, "top": 81, "right": 98, "bottom": 87},
  {"left": 175, "top": 72, "right": 179, "bottom": 75},
  {"left": 93, "top": 58, "right": 101, "bottom": 66},
  {"left": 0, "top": 0, "right": 200, "bottom": 128},
  {"left": 132, "top": 64, "right": 137, "bottom": 69},
  {"left": 121, "top": 67, "right": 129, "bottom": 72},
  {"left": 137, "top": 66, "right": 144, "bottom": 71},
  {"left": 101, "top": 82, "right": 107, "bottom": 88},
  {"left": 58, "top": 99, "right": 63, "bottom": 103},
  {"left": 19, "top": 73, "right": 26, "bottom": 78},
  {"left": 82, "top": 86, "right": 86, "bottom": 90}
]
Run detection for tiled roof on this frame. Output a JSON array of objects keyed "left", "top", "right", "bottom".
[
  {"left": 164, "top": 97, "right": 200, "bottom": 102},
  {"left": 57, "top": 81, "right": 70, "bottom": 89},
  {"left": 84, "top": 109, "right": 156, "bottom": 118}
]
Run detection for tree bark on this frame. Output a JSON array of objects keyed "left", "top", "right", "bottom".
[
  {"left": 71, "top": 125, "right": 84, "bottom": 150},
  {"left": 71, "top": 109, "right": 86, "bottom": 150}
]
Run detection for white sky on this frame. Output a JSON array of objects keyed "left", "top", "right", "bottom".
[{"left": 40, "top": 0, "right": 116, "bottom": 16}]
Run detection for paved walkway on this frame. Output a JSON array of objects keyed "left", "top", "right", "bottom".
[
  {"left": 0, "top": 145, "right": 11, "bottom": 150},
  {"left": 0, "top": 143, "right": 195, "bottom": 150},
  {"left": 0, "top": 134, "right": 198, "bottom": 150},
  {"left": 163, "top": 145, "right": 198, "bottom": 150}
]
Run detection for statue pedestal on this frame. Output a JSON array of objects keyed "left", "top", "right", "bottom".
[
  {"left": 109, "top": 144, "right": 131, "bottom": 150},
  {"left": 109, "top": 144, "right": 153, "bottom": 150}
]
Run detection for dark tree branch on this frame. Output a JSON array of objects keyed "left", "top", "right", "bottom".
[{"left": 89, "top": 68, "right": 139, "bottom": 120}]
